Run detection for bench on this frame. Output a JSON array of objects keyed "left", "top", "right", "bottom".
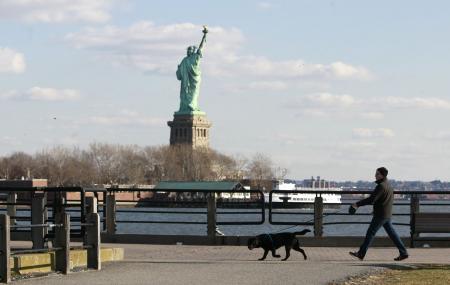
[{"left": 411, "top": 212, "right": 450, "bottom": 248}]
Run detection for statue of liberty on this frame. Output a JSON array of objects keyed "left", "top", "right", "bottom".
[{"left": 175, "top": 26, "right": 208, "bottom": 115}]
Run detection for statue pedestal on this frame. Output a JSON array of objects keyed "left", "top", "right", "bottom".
[{"left": 167, "top": 113, "right": 211, "bottom": 148}]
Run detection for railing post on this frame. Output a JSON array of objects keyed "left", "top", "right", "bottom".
[
  {"left": 102, "top": 194, "right": 106, "bottom": 231},
  {"left": 0, "top": 214, "right": 11, "bottom": 283},
  {"left": 86, "top": 213, "right": 100, "bottom": 270},
  {"left": 207, "top": 192, "right": 217, "bottom": 243},
  {"left": 53, "top": 193, "right": 66, "bottom": 217},
  {"left": 31, "top": 192, "right": 46, "bottom": 249},
  {"left": 51, "top": 193, "right": 65, "bottom": 247},
  {"left": 80, "top": 189, "right": 86, "bottom": 243},
  {"left": 314, "top": 196, "right": 323, "bottom": 237},
  {"left": 106, "top": 194, "right": 116, "bottom": 235},
  {"left": 6, "top": 192, "right": 17, "bottom": 226},
  {"left": 86, "top": 197, "right": 98, "bottom": 214},
  {"left": 54, "top": 213, "right": 70, "bottom": 274},
  {"left": 84, "top": 197, "right": 98, "bottom": 245},
  {"left": 410, "top": 194, "right": 420, "bottom": 248}
]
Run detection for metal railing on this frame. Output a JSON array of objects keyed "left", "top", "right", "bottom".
[
  {"left": 0, "top": 214, "right": 68, "bottom": 283},
  {"left": 269, "top": 189, "right": 450, "bottom": 239},
  {"left": 104, "top": 188, "right": 265, "bottom": 238},
  {"left": 0, "top": 187, "right": 103, "bottom": 283},
  {"left": 0, "top": 187, "right": 105, "bottom": 241},
  {"left": 0, "top": 211, "right": 100, "bottom": 283},
  {"left": 2, "top": 186, "right": 450, "bottom": 246}
]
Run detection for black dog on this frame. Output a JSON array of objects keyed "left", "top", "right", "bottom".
[{"left": 247, "top": 229, "right": 310, "bottom": 261}]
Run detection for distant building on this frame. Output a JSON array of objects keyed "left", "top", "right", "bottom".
[
  {"left": 155, "top": 181, "right": 249, "bottom": 200},
  {"left": 240, "top": 179, "right": 274, "bottom": 192},
  {"left": 0, "top": 179, "right": 48, "bottom": 188},
  {"left": 0, "top": 179, "right": 48, "bottom": 200},
  {"left": 303, "top": 176, "right": 332, "bottom": 188}
]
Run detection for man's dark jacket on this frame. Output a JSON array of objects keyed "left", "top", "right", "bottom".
[{"left": 356, "top": 178, "right": 393, "bottom": 219}]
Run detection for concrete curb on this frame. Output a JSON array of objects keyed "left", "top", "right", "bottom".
[{"left": 10, "top": 247, "right": 124, "bottom": 275}]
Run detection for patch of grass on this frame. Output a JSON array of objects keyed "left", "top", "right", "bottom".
[
  {"left": 332, "top": 265, "right": 450, "bottom": 285},
  {"left": 380, "top": 265, "right": 450, "bottom": 285}
]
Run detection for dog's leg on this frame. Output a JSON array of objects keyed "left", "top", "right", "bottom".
[
  {"left": 293, "top": 241, "right": 307, "bottom": 260},
  {"left": 298, "top": 248, "right": 307, "bottom": 260},
  {"left": 271, "top": 249, "right": 281, "bottom": 258},
  {"left": 259, "top": 249, "right": 269, "bottom": 260},
  {"left": 282, "top": 245, "right": 291, "bottom": 261}
]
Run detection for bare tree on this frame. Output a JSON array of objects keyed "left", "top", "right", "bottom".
[
  {"left": 210, "top": 150, "right": 237, "bottom": 180},
  {"left": 161, "top": 145, "right": 213, "bottom": 181},
  {"left": 33, "top": 146, "right": 95, "bottom": 186},
  {"left": 247, "top": 153, "right": 274, "bottom": 191},
  {"left": 142, "top": 145, "right": 167, "bottom": 183},
  {"left": 87, "top": 143, "right": 121, "bottom": 185},
  {"left": 0, "top": 142, "right": 285, "bottom": 188},
  {"left": 0, "top": 156, "right": 10, "bottom": 179},
  {"left": 274, "top": 166, "right": 289, "bottom": 180},
  {"left": 0, "top": 152, "right": 34, "bottom": 179},
  {"left": 115, "top": 145, "right": 148, "bottom": 185},
  {"left": 230, "top": 154, "right": 249, "bottom": 180}
]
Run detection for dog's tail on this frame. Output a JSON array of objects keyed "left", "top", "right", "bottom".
[{"left": 294, "top": 229, "right": 311, "bottom": 236}]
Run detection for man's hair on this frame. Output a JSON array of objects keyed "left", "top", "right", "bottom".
[{"left": 376, "top": 167, "right": 388, "bottom": 177}]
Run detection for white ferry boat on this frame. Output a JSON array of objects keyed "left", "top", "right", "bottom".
[{"left": 264, "top": 178, "right": 342, "bottom": 206}]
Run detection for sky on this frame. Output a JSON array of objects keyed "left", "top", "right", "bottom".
[{"left": 0, "top": 0, "right": 450, "bottom": 181}]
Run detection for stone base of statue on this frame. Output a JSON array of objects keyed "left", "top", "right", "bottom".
[{"left": 168, "top": 112, "right": 211, "bottom": 148}]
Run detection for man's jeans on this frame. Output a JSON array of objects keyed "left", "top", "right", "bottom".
[{"left": 359, "top": 217, "right": 408, "bottom": 257}]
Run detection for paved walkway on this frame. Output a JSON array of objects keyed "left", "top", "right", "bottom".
[{"left": 15, "top": 244, "right": 450, "bottom": 285}]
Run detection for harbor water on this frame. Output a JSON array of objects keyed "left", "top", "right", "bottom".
[
  {"left": 3, "top": 200, "right": 449, "bottom": 237},
  {"left": 114, "top": 200, "right": 450, "bottom": 237}
]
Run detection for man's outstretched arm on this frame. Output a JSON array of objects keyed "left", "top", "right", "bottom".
[{"left": 354, "top": 185, "right": 383, "bottom": 208}]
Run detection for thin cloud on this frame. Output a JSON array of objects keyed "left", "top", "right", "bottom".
[
  {"left": 353, "top": 128, "right": 395, "bottom": 138},
  {"left": 0, "top": 0, "right": 116, "bottom": 23},
  {"left": 89, "top": 109, "right": 165, "bottom": 127},
  {"left": 1, "top": 87, "right": 80, "bottom": 101},
  {"left": 329, "top": 61, "right": 372, "bottom": 80},
  {"left": 290, "top": 93, "right": 450, "bottom": 118},
  {"left": 302, "top": 93, "right": 356, "bottom": 108},
  {"left": 380, "top": 96, "right": 450, "bottom": 110},
  {"left": 0, "top": 136, "right": 23, "bottom": 146},
  {"left": 258, "top": 2, "right": 273, "bottom": 9},
  {"left": 424, "top": 131, "right": 450, "bottom": 141},
  {"left": 289, "top": 93, "right": 357, "bottom": 117},
  {"left": 65, "top": 21, "right": 372, "bottom": 81},
  {"left": 65, "top": 21, "right": 245, "bottom": 74},
  {"left": 359, "top": 112, "right": 385, "bottom": 120},
  {"left": 0, "top": 47, "right": 26, "bottom": 74},
  {"left": 247, "top": 81, "right": 288, "bottom": 91}
]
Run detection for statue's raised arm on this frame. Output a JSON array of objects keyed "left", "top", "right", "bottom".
[{"left": 198, "top": 26, "right": 208, "bottom": 54}]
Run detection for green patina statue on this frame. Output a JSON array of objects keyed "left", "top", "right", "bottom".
[{"left": 175, "top": 26, "right": 208, "bottom": 115}]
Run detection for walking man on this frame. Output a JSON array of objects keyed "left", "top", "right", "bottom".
[{"left": 349, "top": 167, "right": 409, "bottom": 261}]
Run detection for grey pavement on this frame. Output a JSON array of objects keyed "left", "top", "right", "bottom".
[{"left": 14, "top": 244, "right": 450, "bottom": 285}]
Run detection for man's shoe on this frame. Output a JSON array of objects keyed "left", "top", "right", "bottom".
[
  {"left": 394, "top": 254, "right": 409, "bottom": 261},
  {"left": 349, "top": 251, "right": 364, "bottom": 260}
]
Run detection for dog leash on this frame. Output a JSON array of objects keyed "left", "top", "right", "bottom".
[
  {"left": 217, "top": 205, "right": 349, "bottom": 236},
  {"left": 272, "top": 206, "right": 349, "bottom": 234}
]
